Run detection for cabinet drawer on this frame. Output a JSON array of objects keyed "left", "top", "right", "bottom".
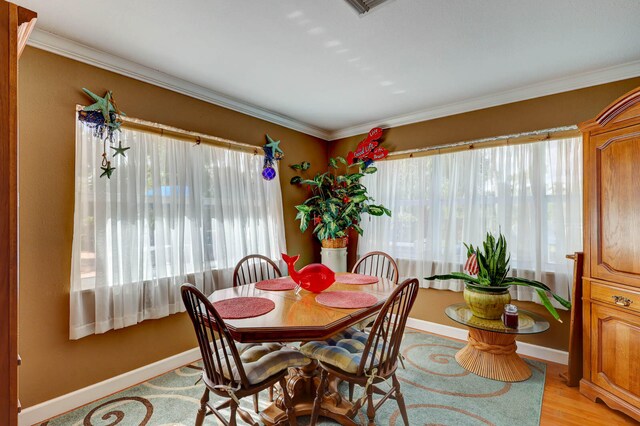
[{"left": 591, "top": 281, "right": 640, "bottom": 314}]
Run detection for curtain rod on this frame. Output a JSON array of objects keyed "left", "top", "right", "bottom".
[
  {"left": 76, "top": 105, "right": 261, "bottom": 155},
  {"left": 388, "top": 125, "right": 580, "bottom": 159}
]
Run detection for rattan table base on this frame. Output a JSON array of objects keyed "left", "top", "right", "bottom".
[{"left": 455, "top": 328, "right": 532, "bottom": 382}]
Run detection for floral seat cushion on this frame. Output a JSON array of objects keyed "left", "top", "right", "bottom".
[{"left": 300, "top": 327, "right": 379, "bottom": 374}]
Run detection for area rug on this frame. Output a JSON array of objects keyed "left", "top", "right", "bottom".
[{"left": 39, "top": 330, "right": 546, "bottom": 425}]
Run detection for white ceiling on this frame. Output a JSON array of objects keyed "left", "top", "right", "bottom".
[{"left": 15, "top": 0, "right": 640, "bottom": 139}]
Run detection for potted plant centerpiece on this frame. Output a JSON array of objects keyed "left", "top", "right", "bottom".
[
  {"left": 426, "top": 232, "right": 571, "bottom": 321},
  {"left": 290, "top": 156, "right": 390, "bottom": 270}
]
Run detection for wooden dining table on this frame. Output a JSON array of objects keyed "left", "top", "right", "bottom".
[{"left": 207, "top": 272, "right": 398, "bottom": 425}]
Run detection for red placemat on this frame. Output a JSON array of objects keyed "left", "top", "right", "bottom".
[
  {"left": 255, "top": 277, "right": 297, "bottom": 291},
  {"left": 338, "top": 274, "right": 379, "bottom": 285},
  {"left": 315, "top": 291, "right": 378, "bottom": 309},
  {"left": 213, "top": 297, "right": 275, "bottom": 319}
]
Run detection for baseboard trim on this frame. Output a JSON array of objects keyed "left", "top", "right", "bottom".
[
  {"left": 18, "top": 347, "right": 201, "bottom": 426},
  {"left": 405, "top": 317, "right": 569, "bottom": 365},
  {"left": 19, "top": 319, "right": 567, "bottom": 424}
]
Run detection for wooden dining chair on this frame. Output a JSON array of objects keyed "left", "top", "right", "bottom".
[
  {"left": 352, "top": 251, "right": 399, "bottom": 284},
  {"left": 352, "top": 252, "right": 406, "bottom": 368},
  {"left": 233, "top": 254, "right": 281, "bottom": 287},
  {"left": 181, "top": 284, "right": 309, "bottom": 426},
  {"left": 302, "top": 278, "right": 419, "bottom": 426}
]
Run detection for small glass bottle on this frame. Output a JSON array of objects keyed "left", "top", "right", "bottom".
[{"left": 503, "top": 304, "right": 519, "bottom": 329}]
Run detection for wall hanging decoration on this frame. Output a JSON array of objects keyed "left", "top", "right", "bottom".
[
  {"left": 77, "top": 88, "right": 128, "bottom": 179},
  {"left": 261, "top": 134, "right": 284, "bottom": 180},
  {"left": 346, "top": 127, "right": 389, "bottom": 167}
]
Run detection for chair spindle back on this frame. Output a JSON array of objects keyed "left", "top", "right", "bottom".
[
  {"left": 358, "top": 278, "right": 419, "bottom": 376},
  {"left": 352, "top": 251, "right": 399, "bottom": 284},
  {"left": 181, "top": 284, "right": 250, "bottom": 390},
  {"left": 233, "top": 254, "right": 281, "bottom": 287}
]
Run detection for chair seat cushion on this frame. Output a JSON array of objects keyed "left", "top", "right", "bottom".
[
  {"left": 300, "top": 327, "right": 378, "bottom": 374},
  {"left": 220, "top": 342, "right": 311, "bottom": 385}
]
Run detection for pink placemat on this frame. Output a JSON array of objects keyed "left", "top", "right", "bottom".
[
  {"left": 255, "top": 277, "right": 297, "bottom": 291},
  {"left": 213, "top": 297, "right": 275, "bottom": 319},
  {"left": 338, "top": 274, "right": 379, "bottom": 285},
  {"left": 315, "top": 291, "right": 378, "bottom": 309}
]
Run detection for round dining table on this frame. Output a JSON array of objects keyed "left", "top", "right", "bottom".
[{"left": 207, "top": 272, "right": 398, "bottom": 426}]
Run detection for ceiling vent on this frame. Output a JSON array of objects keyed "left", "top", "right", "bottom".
[{"left": 344, "top": 0, "right": 392, "bottom": 15}]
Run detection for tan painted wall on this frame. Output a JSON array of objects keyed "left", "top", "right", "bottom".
[
  {"left": 329, "top": 77, "right": 640, "bottom": 352},
  {"left": 17, "top": 47, "right": 327, "bottom": 407},
  {"left": 17, "top": 44, "right": 640, "bottom": 406}
]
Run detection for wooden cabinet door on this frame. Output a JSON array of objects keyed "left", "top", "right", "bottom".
[
  {"left": 590, "top": 303, "right": 640, "bottom": 406},
  {"left": 587, "top": 124, "right": 640, "bottom": 288}
]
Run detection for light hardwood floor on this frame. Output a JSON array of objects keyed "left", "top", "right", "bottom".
[
  {"left": 541, "top": 361, "right": 637, "bottom": 425},
  {"left": 413, "top": 328, "right": 637, "bottom": 425}
]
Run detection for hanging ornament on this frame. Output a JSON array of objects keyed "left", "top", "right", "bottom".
[
  {"left": 78, "top": 88, "right": 128, "bottom": 179},
  {"left": 346, "top": 127, "right": 389, "bottom": 168},
  {"left": 262, "top": 166, "right": 277, "bottom": 180},
  {"left": 262, "top": 134, "right": 284, "bottom": 181}
]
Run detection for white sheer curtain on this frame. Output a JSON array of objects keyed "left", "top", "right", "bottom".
[
  {"left": 359, "top": 136, "right": 582, "bottom": 306},
  {"left": 70, "top": 120, "right": 287, "bottom": 339}
]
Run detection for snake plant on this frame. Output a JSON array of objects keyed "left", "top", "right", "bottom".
[{"left": 425, "top": 231, "right": 571, "bottom": 321}]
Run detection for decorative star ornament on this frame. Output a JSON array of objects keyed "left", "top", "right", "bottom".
[
  {"left": 100, "top": 162, "right": 116, "bottom": 179},
  {"left": 111, "top": 141, "right": 130, "bottom": 157},
  {"left": 82, "top": 88, "right": 117, "bottom": 123},
  {"left": 265, "top": 134, "right": 283, "bottom": 157}
]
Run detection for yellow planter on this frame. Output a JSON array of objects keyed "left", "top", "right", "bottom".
[{"left": 463, "top": 286, "right": 511, "bottom": 319}]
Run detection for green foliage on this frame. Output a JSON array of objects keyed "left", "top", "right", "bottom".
[
  {"left": 289, "top": 157, "right": 391, "bottom": 241},
  {"left": 425, "top": 231, "right": 571, "bottom": 321}
]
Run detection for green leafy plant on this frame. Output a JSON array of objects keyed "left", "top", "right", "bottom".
[
  {"left": 425, "top": 231, "right": 571, "bottom": 321},
  {"left": 290, "top": 156, "right": 390, "bottom": 241}
]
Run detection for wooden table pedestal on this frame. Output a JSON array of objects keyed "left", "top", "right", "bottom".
[
  {"left": 455, "top": 328, "right": 531, "bottom": 382},
  {"left": 260, "top": 360, "right": 362, "bottom": 426}
]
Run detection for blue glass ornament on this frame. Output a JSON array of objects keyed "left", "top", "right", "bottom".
[{"left": 262, "top": 166, "right": 277, "bottom": 180}]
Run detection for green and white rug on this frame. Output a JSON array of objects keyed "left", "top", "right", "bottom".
[{"left": 40, "top": 330, "right": 546, "bottom": 425}]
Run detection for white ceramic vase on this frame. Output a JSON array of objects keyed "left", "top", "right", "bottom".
[{"left": 321, "top": 247, "right": 347, "bottom": 272}]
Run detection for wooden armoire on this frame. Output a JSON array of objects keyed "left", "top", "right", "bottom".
[
  {"left": 0, "top": 2, "right": 36, "bottom": 425},
  {"left": 579, "top": 86, "right": 640, "bottom": 421}
]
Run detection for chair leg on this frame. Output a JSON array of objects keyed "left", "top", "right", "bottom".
[
  {"left": 253, "top": 393, "right": 259, "bottom": 413},
  {"left": 280, "top": 377, "right": 297, "bottom": 426},
  {"left": 393, "top": 374, "right": 409, "bottom": 426},
  {"left": 310, "top": 369, "right": 328, "bottom": 425},
  {"left": 229, "top": 399, "right": 238, "bottom": 426},
  {"left": 269, "top": 385, "right": 274, "bottom": 402},
  {"left": 366, "top": 380, "right": 376, "bottom": 426},
  {"left": 195, "top": 388, "right": 209, "bottom": 426},
  {"left": 348, "top": 382, "right": 355, "bottom": 401}
]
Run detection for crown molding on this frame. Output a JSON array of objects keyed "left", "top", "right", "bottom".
[
  {"left": 328, "top": 59, "right": 640, "bottom": 140},
  {"left": 26, "top": 29, "right": 640, "bottom": 142},
  {"left": 26, "top": 29, "right": 332, "bottom": 140}
]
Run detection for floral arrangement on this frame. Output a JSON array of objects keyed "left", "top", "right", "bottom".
[
  {"left": 425, "top": 231, "right": 571, "bottom": 321},
  {"left": 289, "top": 155, "right": 390, "bottom": 242}
]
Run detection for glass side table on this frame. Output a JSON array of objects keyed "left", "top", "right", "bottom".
[{"left": 445, "top": 303, "right": 550, "bottom": 382}]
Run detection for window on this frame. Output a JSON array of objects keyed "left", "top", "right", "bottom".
[
  {"left": 358, "top": 136, "right": 582, "bottom": 305},
  {"left": 70, "top": 118, "right": 287, "bottom": 339}
]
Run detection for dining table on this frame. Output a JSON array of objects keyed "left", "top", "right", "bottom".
[{"left": 207, "top": 272, "right": 398, "bottom": 426}]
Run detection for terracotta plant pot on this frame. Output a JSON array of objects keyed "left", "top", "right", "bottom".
[
  {"left": 321, "top": 237, "right": 348, "bottom": 249},
  {"left": 463, "top": 286, "right": 511, "bottom": 319}
]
